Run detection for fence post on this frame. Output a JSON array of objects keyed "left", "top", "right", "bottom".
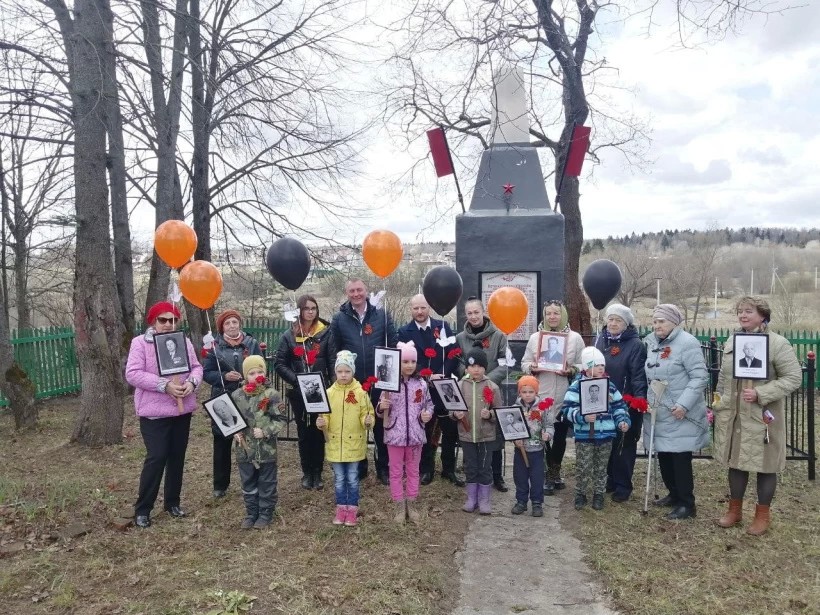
[
  {"left": 807, "top": 351, "right": 816, "bottom": 481},
  {"left": 709, "top": 336, "right": 719, "bottom": 390}
]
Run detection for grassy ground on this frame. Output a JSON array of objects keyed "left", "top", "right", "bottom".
[
  {"left": 0, "top": 397, "right": 469, "bottom": 614},
  {"left": 561, "top": 453, "right": 820, "bottom": 615}
]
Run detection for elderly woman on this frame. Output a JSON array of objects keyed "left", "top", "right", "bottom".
[
  {"left": 125, "top": 302, "right": 202, "bottom": 528},
  {"left": 274, "top": 294, "right": 333, "bottom": 490},
  {"left": 643, "top": 304, "right": 708, "bottom": 520},
  {"left": 713, "top": 297, "right": 801, "bottom": 535},
  {"left": 594, "top": 303, "right": 648, "bottom": 503},
  {"left": 521, "top": 300, "right": 584, "bottom": 495},
  {"left": 202, "top": 309, "right": 262, "bottom": 498}
]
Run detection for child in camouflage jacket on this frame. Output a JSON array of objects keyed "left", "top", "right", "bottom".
[{"left": 231, "top": 356, "right": 287, "bottom": 529}]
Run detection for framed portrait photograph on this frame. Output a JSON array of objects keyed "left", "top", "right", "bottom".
[
  {"left": 732, "top": 333, "right": 769, "bottom": 380},
  {"left": 374, "top": 346, "right": 401, "bottom": 392},
  {"left": 496, "top": 406, "right": 531, "bottom": 441},
  {"left": 296, "top": 372, "right": 331, "bottom": 414},
  {"left": 203, "top": 392, "right": 247, "bottom": 437},
  {"left": 536, "top": 331, "right": 568, "bottom": 373},
  {"left": 153, "top": 331, "right": 190, "bottom": 377},
  {"left": 579, "top": 377, "right": 609, "bottom": 416},
  {"left": 429, "top": 377, "right": 468, "bottom": 412}
]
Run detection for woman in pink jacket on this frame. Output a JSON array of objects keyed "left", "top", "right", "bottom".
[{"left": 125, "top": 302, "right": 203, "bottom": 528}]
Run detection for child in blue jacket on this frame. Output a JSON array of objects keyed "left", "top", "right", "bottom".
[{"left": 562, "top": 347, "right": 630, "bottom": 511}]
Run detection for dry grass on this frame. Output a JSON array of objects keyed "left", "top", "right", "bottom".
[
  {"left": 0, "top": 398, "right": 469, "bottom": 614},
  {"left": 561, "top": 454, "right": 820, "bottom": 615}
]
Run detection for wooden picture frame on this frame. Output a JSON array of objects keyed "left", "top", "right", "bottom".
[
  {"left": 732, "top": 333, "right": 769, "bottom": 380},
  {"left": 535, "top": 331, "right": 568, "bottom": 373}
]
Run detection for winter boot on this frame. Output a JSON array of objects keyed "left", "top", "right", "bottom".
[
  {"left": 462, "top": 483, "right": 478, "bottom": 513},
  {"left": 511, "top": 501, "right": 527, "bottom": 515},
  {"left": 716, "top": 498, "right": 743, "bottom": 528},
  {"left": 552, "top": 463, "right": 566, "bottom": 490},
  {"left": 394, "top": 499, "right": 406, "bottom": 525},
  {"left": 344, "top": 505, "right": 359, "bottom": 527},
  {"left": 333, "top": 505, "right": 347, "bottom": 525},
  {"left": 591, "top": 493, "right": 605, "bottom": 511},
  {"left": 477, "top": 483, "right": 493, "bottom": 515},
  {"left": 241, "top": 493, "right": 258, "bottom": 530},
  {"left": 406, "top": 498, "right": 421, "bottom": 524},
  {"left": 313, "top": 471, "right": 324, "bottom": 490},
  {"left": 746, "top": 504, "right": 771, "bottom": 536},
  {"left": 254, "top": 509, "right": 273, "bottom": 529}
]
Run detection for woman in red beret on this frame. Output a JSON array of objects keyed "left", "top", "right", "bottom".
[
  {"left": 202, "top": 309, "right": 263, "bottom": 498},
  {"left": 125, "top": 302, "right": 202, "bottom": 528}
]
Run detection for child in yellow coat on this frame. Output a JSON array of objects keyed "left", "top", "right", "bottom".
[{"left": 317, "top": 350, "right": 374, "bottom": 526}]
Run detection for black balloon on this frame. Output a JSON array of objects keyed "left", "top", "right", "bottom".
[
  {"left": 422, "top": 266, "right": 463, "bottom": 316},
  {"left": 582, "top": 259, "right": 622, "bottom": 310},
  {"left": 265, "top": 237, "right": 310, "bottom": 291}
]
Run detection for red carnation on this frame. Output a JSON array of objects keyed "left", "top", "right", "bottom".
[
  {"left": 306, "top": 349, "right": 319, "bottom": 366},
  {"left": 366, "top": 376, "right": 378, "bottom": 384},
  {"left": 622, "top": 393, "right": 635, "bottom": 405},
  {"left": 419, "top": 368, "right": 433, "bottom": 378},
  {"left": 414, "top": 389, "right": 423, "bottom": 403},
  {"left": 243, "top": 382, "right": 257, "bottom": 394},
  {"left": 257, "top": 398, "right": 269, "bottom": 411},
  {"left": 424, "top": 348, "right": 437, "bottom": 359},
  {"left": 345, "top": 391, "right": 357, "bottom": 404},
  {"left": 363, "top": 323, "right": 373, "bottom": 335},
  {"left": 362, "top": 381, "right": 372, "bottom": 392},
  {"left": 481, "top": 338, "right": 490, "bottom": 349},
  {"left": 625, "top": 395, "right": 649, "bottom": 413},
  {"left": 447, "top": 348, "right": 462, "bottom": 359},
  {"left": 538, "top": 397, "right": 554, "bottom": 411},
  {"left": 200, "top": 348, "right": 209, "bottom": 359},
  {"left": 255, "top": 374, "right": 266, "bottom": 384},
  {"left": 293, "top": 346, "right": 305, "bottom": 358},
  {"left": 482, "top": 386, "right": 494, "bottom": 405},
  {"left": 529, "top": 409, "right": 542, "bottom": 422}
]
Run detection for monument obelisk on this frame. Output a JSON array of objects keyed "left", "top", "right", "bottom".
[{"left": 454, "top": 62, "right": 565, "bottom": 361}]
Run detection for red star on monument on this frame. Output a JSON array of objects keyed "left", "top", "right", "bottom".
[{"left": 503, "top": 183, "right": 515, "bottom": 194}]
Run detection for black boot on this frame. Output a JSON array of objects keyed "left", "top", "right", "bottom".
[
  {"left": 301, "top": 474, "right": 314, "bottom": 490},
  {"left": 441, "top": 470, "right": 465, "bottom": 487},
  {"left": 493, "top": 475, "right": 509, "bottom": 493},
  {"left": 241, "top": 493, "right": 258, "bottom": 530},
  {"left": 254, "top": 508, "right": 273, "bottom": 529},
  {"left": 313, "top": 470, "right": 324, "bottom": 490},
  {"left": 551, "top": 463, "right": 566, "bottom": 490}
]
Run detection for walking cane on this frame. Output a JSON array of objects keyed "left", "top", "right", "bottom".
[{"left": 642, "top": 380, "right": 668, "bottom": 515}]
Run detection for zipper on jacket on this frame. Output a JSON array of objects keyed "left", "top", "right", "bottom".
[
  {"left": 471, "top": 380, "right": 477, "bottom": 442},
  {"left": 339, "top": 387, "right": 346, "bottom": 460},
  {"left": 404, "top": 380, "right": 409, "bottom": 446}
]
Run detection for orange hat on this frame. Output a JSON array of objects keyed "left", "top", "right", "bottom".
[{"left": 517, "top": 375, "right": 539, "bottom": 392}]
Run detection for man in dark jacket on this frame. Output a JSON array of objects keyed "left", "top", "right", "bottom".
[
  {"left": 398, "top": 294, "right": 464, "bottom": 487},
  {"left": 328, "top": 278, "right": 398, "bottom": 484},
  {"left": 595, "top": 303, "right": 648, "bottom": 502}
]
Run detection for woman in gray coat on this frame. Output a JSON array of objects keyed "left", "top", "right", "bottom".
[{"left": 643, "top": 304, "right": 709, "bottom": 520}]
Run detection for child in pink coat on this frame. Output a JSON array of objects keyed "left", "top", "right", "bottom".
[{"left": 378, "top": 341, "right": 434, "bottom": 524}]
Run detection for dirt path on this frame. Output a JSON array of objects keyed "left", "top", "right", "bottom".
[{"left": 451, "top": 450, "right": 618, "bottom": 615}]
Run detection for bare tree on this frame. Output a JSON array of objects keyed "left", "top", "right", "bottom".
[
  {"left": 0, "top": 273, "right": 37, "bottom": 429},
  {"left": 605, "top": 243, "right": 659, "bottom": 306}
]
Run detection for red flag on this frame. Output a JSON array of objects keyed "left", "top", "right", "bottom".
[
  {"left": 564, "top": 125, "right": 591, "bottom": 177},
  {"left": 427, "top": 127, "right": 454, "bottom": 177}
]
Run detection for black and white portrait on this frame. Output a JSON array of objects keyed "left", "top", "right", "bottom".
[
  {"left": 579, "top": 377, "right": 609, "bottom": 416},
  {"left": 154, "top": 331, "right": 190, "bottom": 376},
  {"left": 297, "top": 373, "right": 331, "bottom": 414},
  {"left": 536, "top": 332, "right": 567, "bottom": 373},
  {"left": 430, "top": 377, "right": 468, "bottom": 411},
  {"left": 203, "top": 393, "right": 247, "bottom": 437},
  {"left": 374, "top": 346, "right": 401, "bottom": 392},
  {"left": 733, "top": 333, "right": 769, "bottom": 380},
  {"left": 496, "top": 407, "right": 531, "bottom": 441}
]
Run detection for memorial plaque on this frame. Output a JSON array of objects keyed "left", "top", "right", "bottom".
[{"left": 480, "top": 272, "right": 538, "bottom": 341}]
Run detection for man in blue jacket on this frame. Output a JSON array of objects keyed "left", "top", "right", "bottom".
[
  {"left": 329, "top": 278, "right": 398, "bottom": 484},
  {"left": 398, "top": 294, "right": 464, "bottom": 487}
]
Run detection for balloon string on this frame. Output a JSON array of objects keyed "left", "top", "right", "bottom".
[
  {"left": 204, "top": 309, "right": 226, "bottom": 392},
  {"left": 383, "top": 280, "right": 388, "bottom": 347}
]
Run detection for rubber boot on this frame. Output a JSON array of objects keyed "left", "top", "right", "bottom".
[
  {"left": 716, "top": 498, "right": 743, "bottom": 528},
  {"left": 477, "top": 483, "right": 492, "bottom": 515},
  {"left": 344, "top": 505, "right": 359, "bottom": 527},
  {"left": 241, "top": 493, "right": 258, "bottom": 529},
  {"left": 406, "top": 498, "right": 420, "bottom": 524},
  {"left": 746, "top": 504, "right": 770, "bottom": 536},
  {"left": 394, "top": 499, "right": 406, "bottom": 525},
  {"left": 254, "top": 508, "right": 273, "bottom": 529},
  {"left": 462, "top": 483, "right": 478, "bottom": 513},
  {"left": 333, "top": 505, "right": 347, "bottom": 525},
  {"left": 313, "top": 471, "right": 324, "bottom": 490}
]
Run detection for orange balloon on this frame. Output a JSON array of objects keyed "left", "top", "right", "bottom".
[
  {"left": 179, "top": 260, "right": 223, "bottom": 310},
  {"left": 154, "top": 220, "right": 197, "bottom": 269},
  {"left": 487, "top": 287, "right": 528, "bottom": 335},
  {"left": 362, "top": 230, "right": 403, "bottom": 278}
]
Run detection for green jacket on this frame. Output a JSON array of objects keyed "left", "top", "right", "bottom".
[{"left": 231, "top": 384, "right": 287, "bottom": 466}]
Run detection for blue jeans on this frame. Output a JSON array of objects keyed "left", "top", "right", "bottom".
[
  {"left": 513, "top": 446, "right": 545, "bottom": 505},
  {"left": 331, "top": 462, "right": 360, "bottom": 506}
]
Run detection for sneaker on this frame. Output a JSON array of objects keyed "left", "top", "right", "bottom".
[
  {"left": 332, "top": 505, "right": 346, "bottom": 525},
  {"left": 574, "top": 494, "right": 587, "bottom": 510},
  {"left": 592, "top": 493, "right": 605, "bottom": 510},
  {"left": 531, "top": 504, "right": 543, "bottom": 517},
  {"left": 511, "top": 501, "right": 527, "bottom": 515}
]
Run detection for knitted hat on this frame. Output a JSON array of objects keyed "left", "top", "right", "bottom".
[
  {"left": 653, "top": 304, "right": 683, "bottom": 327},
  {"left": 242, "top": 355, "right": 266, "bottom": 379},
  {"left": 216, "top": 309, "right": 242, "bottom": 333},
  {"left": 580, "top": 347, "right": 606, "bottom": 369},
  {"left": 517, "top": 375, "right": 539, "bottom": 392},
  {"left": 146, "top": 301, "right": 181, "bottom": 325},
  {"left": 605, "top": 303, "right": 634, "bottom": 327},
  {"left": 465, "top": 348, "right": 488, "bottom": 369},
  {"left": 335, "top": 350, "right": 357, "bottom": 371},
  {"left": 397, "top": 341, "right": 417, "bottom": 362}
]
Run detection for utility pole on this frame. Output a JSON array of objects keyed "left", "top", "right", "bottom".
[{"left": 714, "top": 277, "right": 718, "bottom": 318}]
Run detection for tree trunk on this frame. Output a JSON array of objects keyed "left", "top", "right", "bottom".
[
  {"left": 558, "top": 176, "right": 591, "bottom": 337},
  {"left": 58, "top": 0, "right": 126, "bottom": 445},
  {"left": 12, "top": 232, "right": 30, "bottom": 331}
]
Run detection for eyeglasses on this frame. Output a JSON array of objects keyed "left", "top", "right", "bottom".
[{"left": 155, "top": 316, "right": 176, "bottom": 324}]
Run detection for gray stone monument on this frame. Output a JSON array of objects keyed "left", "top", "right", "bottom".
[{"left": 455, "top": 62, "right": 565, "bottom": 367}]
